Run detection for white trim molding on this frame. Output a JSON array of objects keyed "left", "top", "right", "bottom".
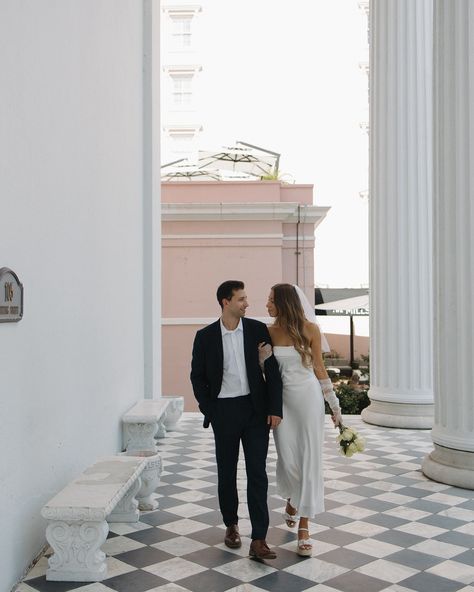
[
  {"left": 163, "top": 124, "right": 203, "bottom": 135},
  {"left": 162, "top": 233, "right": 284, "bottom": 239},
  {"left": 161, "top": 202, "right": 329, "bottom": 224},
  {"left": 162, "top": 5, "right": 202, "bottom": 16},
  {"left": 163, "top": 64, "right": 202, "bottom": 75},
  {"left": 162, "top": 317, "right": 273, "bottom": 325},
  {"left": 162, "top": 233, "right": 315, "bottom": 241}
]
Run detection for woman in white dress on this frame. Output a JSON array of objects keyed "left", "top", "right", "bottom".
[{"left": 264, "top": 283, "right": 342, "bottom": 556}]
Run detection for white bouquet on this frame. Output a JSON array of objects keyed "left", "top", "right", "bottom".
[{"left": 337, "top": 424, "right": 365, "bottom": 457}]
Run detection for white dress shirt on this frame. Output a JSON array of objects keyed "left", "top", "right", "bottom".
[{"left": 218, "top": 318, "right": 251, "bottom": 398}]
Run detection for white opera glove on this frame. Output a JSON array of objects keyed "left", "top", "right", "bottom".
[
  {"left": 258, "top": 342, "right": 273, "bottom": 370},
  {"left": 319, "top": 378, "right": 342, "bottom": 427}
]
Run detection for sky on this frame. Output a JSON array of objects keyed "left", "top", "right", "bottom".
[{"left": 161, "top": 0, "right": 369, "bottom": 290}]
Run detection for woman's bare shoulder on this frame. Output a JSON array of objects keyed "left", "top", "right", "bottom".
[{"left": 304, "top": 320, "right": 320, "bottom": 335}]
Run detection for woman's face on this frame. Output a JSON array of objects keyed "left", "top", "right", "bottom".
[{"left": 266, "top": 290, "right": 277, "bottom": 317}]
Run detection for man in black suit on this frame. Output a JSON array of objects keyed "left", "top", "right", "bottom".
[{"left": 190, "top": 280, "right": 283, "bottom": 560}]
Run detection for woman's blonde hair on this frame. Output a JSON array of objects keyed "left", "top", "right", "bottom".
[{"left": 272, "top": 283, "right": 312, "bottom": 367}]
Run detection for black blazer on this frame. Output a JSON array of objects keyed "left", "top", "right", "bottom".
[{"left": 190, "top": 317, "right": 283, "bottom": 428}]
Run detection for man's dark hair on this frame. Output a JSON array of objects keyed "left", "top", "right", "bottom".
[{"left": 216, "top": 280, "right": 245, "bottom": 309}]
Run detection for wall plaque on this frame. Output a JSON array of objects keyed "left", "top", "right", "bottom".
[{"left": 0, "top": 267, "right": 23, "bottom": 322}]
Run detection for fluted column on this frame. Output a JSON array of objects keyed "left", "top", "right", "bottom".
[
  {"left": 422, "top": 1, "right": 474, "bottom": 488},
  {"left": 362, "top": 0, "right": 434, "bottom": 428}
]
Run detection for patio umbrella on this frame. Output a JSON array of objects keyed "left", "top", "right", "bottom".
[
  {"left": 161, "top": 162, "right": 220, "bottom": 181},
  {"left": 315, "top": 294, "right": 369, "bottom": 313},
  {"left": 197, "top": 145, "right": 279, "bottom": 179},
  {"left": 315, "top": 294, "right": 369, "bottom": 368}
]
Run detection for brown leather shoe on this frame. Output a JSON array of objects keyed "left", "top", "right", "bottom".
[
  {"left": 224, "top": 524, "right": 241, "bottom": 549},
  {"left": 249, "top": 539, "right": 277, "bottom": 560}
]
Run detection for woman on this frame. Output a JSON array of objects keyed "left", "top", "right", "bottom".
[{"left": 263, "top": 283, "right": 342, "bottom": 556}]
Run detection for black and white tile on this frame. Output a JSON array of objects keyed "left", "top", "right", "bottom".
[{"left": 17, "top": 414, "right": 474, "bottom": 592}]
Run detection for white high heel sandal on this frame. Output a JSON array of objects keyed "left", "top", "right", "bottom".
[
  {"left": 284, "top": 501, "right": 299, "bottom": 528},
  {"left": 284, "top": 509, "right": 300, "bottom": 528},
  {"left": 296, "top": 527, "right": 313, "bottom": 557}
]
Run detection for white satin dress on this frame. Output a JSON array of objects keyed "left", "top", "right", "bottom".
[{"left": 272, "top": 346, "right": 325, "bottom": 518}]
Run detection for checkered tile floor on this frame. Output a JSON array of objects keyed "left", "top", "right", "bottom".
[{"left": 17, "top": 413, "right": 474, "bottom": 592}]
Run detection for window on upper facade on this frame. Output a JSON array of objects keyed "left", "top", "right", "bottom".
[
  {"left": 171, "top": 74, "right": 193, "bottom": 106},
  {"left": 163, "top": 5, "right": 202, "bottom": 51},
  {"left": 170, "top": 132, "right": 194, "bottom": 154},
  {"left": 171, "top": 16, "right": 192, "bottom": 49},
  {"left": 163, "top": 125, "right": 202, "bottom": 161}
]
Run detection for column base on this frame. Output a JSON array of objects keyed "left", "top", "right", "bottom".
[
  {"left": 361, "top": 400, "right": 433, "bottom": 429},
  {"left": 422, "top": 444, "right": 474, "bottom": 489}
]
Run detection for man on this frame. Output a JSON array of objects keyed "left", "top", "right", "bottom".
[{"left": 190, "top": 280, "right": 283, "bottom": 560}]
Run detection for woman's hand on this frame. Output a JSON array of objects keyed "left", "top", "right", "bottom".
[
  {"left": 331, "top": 409, "right": 342, "bottom": 428},
  {"left": 267, "top": 415, "right": 282, "bottom": 429}
]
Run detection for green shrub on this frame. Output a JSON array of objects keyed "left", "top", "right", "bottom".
[
  {"left": 324, "top": 383, "right": 370, "bottom": 415},
  {"left": 360, "top": 354, "right": 370, "bottom": 382}
]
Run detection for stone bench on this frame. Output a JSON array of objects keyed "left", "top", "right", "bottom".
[
  {"left": 122, "top": 398, "right": 171, "bottom": 452},
  {"left": 41, "top": 455, "right": 147, "bottom": 582},
  {"left": 162, "top": 395, "right": 184, "bottom": 430}
]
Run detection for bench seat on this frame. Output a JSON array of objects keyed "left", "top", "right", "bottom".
[
  {"left": 41, "top": 455, "right": 147, "bottom": 582},
  {"left": 122, "top": 398, "right": 171, "bottom": 452}
]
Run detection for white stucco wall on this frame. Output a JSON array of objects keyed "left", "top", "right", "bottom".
[{"left": 0, "top": 2, "right": 154, "bottom": 589}]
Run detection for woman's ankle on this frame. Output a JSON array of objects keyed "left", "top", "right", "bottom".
[{"left": 298, "top": 519, "right": 309, "bottom": 533}]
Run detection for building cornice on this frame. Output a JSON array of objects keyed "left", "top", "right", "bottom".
[
  {"left": 161, "top": 202, "right": 330, "bottom": 224},
  {"left": 163, "top": 65, "right": 202, "bottom": 74},
  {"left": 162, "top": 5, "right": 202, "bottom": 16},
  {"left": 161, "top": 181, "right": 314, "bottom": 188},
  {"left": 162, "top": 317, "right": 273, "bottom": 325}
]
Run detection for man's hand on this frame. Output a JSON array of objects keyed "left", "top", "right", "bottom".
[
  {"left": 267, "top": 415, "right": 282, "bottom": 429},
  {"left": 258, "top": 342, "right": 273, "bottom": 368}
]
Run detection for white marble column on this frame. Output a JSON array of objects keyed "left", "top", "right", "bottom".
[
  {"left": 362, "top": 0, "right": 434, "bottom": 428},
  {"left": 422, "top": 0, "right": 474, "bottom": 488},
  {"left": 143, "top": 0, "right": 162, "bottom": 399}
]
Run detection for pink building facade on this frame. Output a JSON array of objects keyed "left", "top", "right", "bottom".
[{"left": 161, "top": 180, "right": 329, "bottom": 410}]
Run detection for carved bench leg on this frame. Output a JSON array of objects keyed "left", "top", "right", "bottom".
[
  {"left": 45, "top": 520, "right": 108, "bottom": 581},
  {"left": 163, "top": 397, "right": 184, "bottom": 430},
  {"left": 123, "top": 422, "right": 158, "bottom": 452},
  {"left": 155, "top": 417, "right": 166, "bottom": 439},
  {"left": 108, "top": 477, "right": 141, "bottom": 523},
  {"left": 137, "top": 453, "right": 162, "bottom": 510}
]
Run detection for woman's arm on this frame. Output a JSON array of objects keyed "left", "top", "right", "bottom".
[
  {"left": 308, "top": 323, "right": 342, "bottom": 427},
  {"left": 260, "top": 324, "right": 283, "bottom": 421},
  {"left": 308, "top": 323, "right": 329, "bottom": 380}
]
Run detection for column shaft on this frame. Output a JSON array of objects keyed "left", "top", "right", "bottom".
[
  {"left": 422, "top": 0, "right": 474, "bottom": 488},
  {"left": 363, "top": 0, "right": 434, "bottom": 428}
]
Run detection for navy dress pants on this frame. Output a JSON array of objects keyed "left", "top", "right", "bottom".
[{"left": 211, "top": 395, "right": 270, "bottom": 540}]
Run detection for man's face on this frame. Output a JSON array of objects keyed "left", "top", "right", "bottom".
[{"left": 224, "top": 289, "right": 249, "bottom": 318}]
